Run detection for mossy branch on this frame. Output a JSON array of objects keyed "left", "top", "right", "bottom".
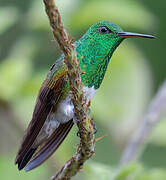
[{"left": 43, "top": 0, "right": 95, "bottom": 179}]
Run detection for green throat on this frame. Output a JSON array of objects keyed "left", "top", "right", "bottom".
[{"left": 75, "top": 21, "right": 124, "bottom": 89}]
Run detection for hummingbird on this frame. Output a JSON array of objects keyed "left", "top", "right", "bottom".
[{"left": 15, "top": 21, "right": 155, "bottom": 171}]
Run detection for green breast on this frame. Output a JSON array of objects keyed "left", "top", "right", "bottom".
[{"left": 75, "top": 38, "right": 123, "bottom": 89}]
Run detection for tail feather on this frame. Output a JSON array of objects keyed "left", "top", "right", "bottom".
[
  {"left": 25, "top": 120, "right": 74, "bottom": 171},
  {"left": 17, "top": 148, "right": 37, "bottom": 170}
]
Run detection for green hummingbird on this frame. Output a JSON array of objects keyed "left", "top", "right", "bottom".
[{"left": 15, "top": 20, "right": 155, "bottom": 171}]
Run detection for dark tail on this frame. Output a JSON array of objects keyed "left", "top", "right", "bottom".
[
  {"left": 17, "top": 148, "right": 37, "bottom": 170},
  {"left": 24, "top": 120, "right": 74, "bottom": 171},
  {"left": 17, "top": 120, "right": 73, "bottom": 171}
]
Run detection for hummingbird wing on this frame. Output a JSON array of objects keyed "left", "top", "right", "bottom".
[
  {"left": 15, "top": 63, "right": 68, "bottom": 168},
  {"left": 24, "top": 119, "right": 74, "bottom": 171}
]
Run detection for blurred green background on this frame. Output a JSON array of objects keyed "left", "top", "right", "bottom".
[{"left": 0, "top": 0, "right": 166, "bottom": 179}]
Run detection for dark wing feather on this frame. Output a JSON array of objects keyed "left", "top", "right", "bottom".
[
  {"left": 24, "top": 119, "right": 74, "bottom": 171},
  {"left": 15, "top": 75, "right": 66, "bottom": 165}
]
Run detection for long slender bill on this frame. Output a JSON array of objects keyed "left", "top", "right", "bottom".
[{"left": 117, "top": 32, "right": 155, "bottom": 39}]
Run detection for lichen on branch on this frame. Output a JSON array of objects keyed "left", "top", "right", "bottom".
[{"left": 43, "top": 0, "right": 96, "bottom": 179}]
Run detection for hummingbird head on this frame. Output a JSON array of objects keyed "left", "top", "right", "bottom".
[
  {"left": 77, "top": 21, "right": 155, "bottom": 89},
  {"left": 82, "top": 20, "right": 155, "bottom": 47}
]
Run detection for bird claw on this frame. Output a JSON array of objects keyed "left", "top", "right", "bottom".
[{"left": 93, "top": 123, "right": 97, "bottom": 134}]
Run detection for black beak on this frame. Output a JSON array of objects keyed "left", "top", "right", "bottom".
[{"left": 117, "top": 32, "right": 155, "bottom": 39}]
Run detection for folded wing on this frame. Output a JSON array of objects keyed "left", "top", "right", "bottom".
[{"left": 15, "top": 72, "right": 68, "bottom": 170}]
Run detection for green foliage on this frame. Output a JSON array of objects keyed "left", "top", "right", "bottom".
[
  {"left": 0, "top": 155, "right": 49, "bottom": 180},
  {"left": 84, "top": 161, "right": 115, "bottom": 180},
  {"left": 115, "top": 163, "right": 143, "bottom": 180},
  {"left": 114, "top": 163, "right": 166, "bottom": 180},
  {"left": 78, "top": 162, "right": 166, "bottom": 180},
  {"left": 0, "top": 7, "right": 19, "bottom": 34},
  {"left": 70, "top": 0, "right": 156, "bottom": 32}
]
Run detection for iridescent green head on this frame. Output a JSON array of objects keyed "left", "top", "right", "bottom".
[{"left": 76, "top": 21, "right": 155, "bottom": 89}]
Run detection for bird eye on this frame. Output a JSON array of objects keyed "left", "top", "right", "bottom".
[{"left": 99, "top": 26, "right": 111, "bottom": 34}]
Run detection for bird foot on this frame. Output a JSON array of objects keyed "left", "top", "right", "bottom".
[{"left": 93, "top": 122, "right": 97, "bottom": 134}]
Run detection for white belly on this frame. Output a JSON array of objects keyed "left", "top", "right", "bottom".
[{"left": 35, "top": 86, "right": 97, "bottom": 145}]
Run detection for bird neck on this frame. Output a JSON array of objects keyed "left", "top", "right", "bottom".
[{"left": 75, "top": 38, "right": 123, "bottom": 89}]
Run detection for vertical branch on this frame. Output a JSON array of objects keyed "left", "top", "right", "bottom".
[
  {"left": 120, "top": 80, "right": 166, "bottom": 165},
  {"left": 43, "top": 0, "right": 95, "bottom": 179}
]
